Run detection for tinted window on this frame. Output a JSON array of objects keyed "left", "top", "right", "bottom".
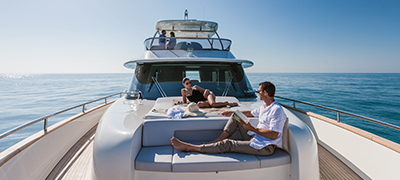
[{"left": 135, "top": 62, "right": 244, "bottom": 84}]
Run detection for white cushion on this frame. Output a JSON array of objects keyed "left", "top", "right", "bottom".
[
  {"left": 171, "top": 143, "right": 260, "bottom": 172},
  {"left": 257, "top": 148, "right": 291, "bottom": 168},
  {"left": 135, "top": 146, "right": 291, "bottom": 172},
  {"left": 135, "top": 146, "right": 173, "bottom": 172},
  {"left": 142, "top": 119, "right": 227, "bottom": 147}
]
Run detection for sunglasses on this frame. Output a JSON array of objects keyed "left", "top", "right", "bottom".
[
  {"left": 185, "top": 82, "right": 191, "bottom": 85},
  {"left": 255, "top": 90, "right": 263, "bottom": 94}
]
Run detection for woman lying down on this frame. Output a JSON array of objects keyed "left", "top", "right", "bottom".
[{"left": 180, "top": 77, "right": 238, "bottom": 108}]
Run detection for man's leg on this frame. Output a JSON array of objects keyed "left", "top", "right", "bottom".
[
  {"left": 202, "top": 139, "right": 276, "bottom": 156},
  {"left": 171, "top": 137, "right": 201, "bottom": 152},
  {"left": 207, "top": 115, "right": 252, "bottom": 144},
  {"left": 172, "top": 138, "right": 275, "bottom": 156}
]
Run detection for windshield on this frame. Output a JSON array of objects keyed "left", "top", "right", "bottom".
[
  {"left": 127, "top": 62, "right": 255, "bottom": 99},
  {"left": 135, "top": 62, "right": 244, "bottom": 84}
]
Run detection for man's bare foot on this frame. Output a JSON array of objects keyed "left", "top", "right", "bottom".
[{"left": 171, "top": 137, "right": 201, "bottom": 152}]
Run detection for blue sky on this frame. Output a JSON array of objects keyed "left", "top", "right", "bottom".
[{"left": 1, "top": 0, "right": 399, "bottom": 73}]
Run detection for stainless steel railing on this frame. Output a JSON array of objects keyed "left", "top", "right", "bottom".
[
  {"left": 151, "top": 77, "right": 167, "bottom": 98},
  {"left": 275, "top": 96, "right": 400, "bottom": 132},
  {"left": 0, "top": 92, "right": 124, "bottom": 141}
]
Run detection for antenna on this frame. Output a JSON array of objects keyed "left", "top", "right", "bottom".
[{"left": 184, "top": 9, "right": 188, "bottom": 20}]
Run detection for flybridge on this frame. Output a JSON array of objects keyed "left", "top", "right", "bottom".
[
  {"left": 156, "top": 20, "right": 218, "bottom": 38},
  {"left": 156, "top": 10, "right": 219, "bottom": 38},
  {"left": 147, "top": 19, "right": 229, "bottom": 51},
  {"left": 147, "top": 10, "right": 230, "bottom": 51}
]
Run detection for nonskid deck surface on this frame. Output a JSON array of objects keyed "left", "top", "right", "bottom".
[
  {"left": 318, "top": 144, "right": 362, "bottom": 180},
  {"left": 47, "top": 126, "right": 361, "bottom": 179},
  {"left": 46, "top": 125, "right": 97, "bottom": 180}
]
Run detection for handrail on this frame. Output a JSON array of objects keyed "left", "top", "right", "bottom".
[
  {"left": 222, "top": 76, "right": 233, "bottom": 97},
  {"left": 145, "top": 36, "right": 232, "bottom": 41},
  {"left": 0, "top": 92, "right": 124, "bottom": 141},
  {"left": 151, "top": 77, "right": 167, "bottom": 97},
  {"left": 275, "top": 96, "right": 400, "bottom": 132},
  {"left": 144, "top": 37, "right": 231, "bottom": 51}
]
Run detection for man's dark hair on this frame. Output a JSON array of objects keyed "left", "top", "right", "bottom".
[{"left": 259, "top": 81, "right": 275, "bottom": 97}]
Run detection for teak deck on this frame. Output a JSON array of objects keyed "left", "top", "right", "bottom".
[{"left": 47, "top": 126, "right": 362, "bottom": 180}]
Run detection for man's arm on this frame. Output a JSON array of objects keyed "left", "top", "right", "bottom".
[
  {"left": 240, "top": 122, "right": 279, "bottom": 139},
  {"left": 221, "top": 110, "right": 279, "bottom": 139}
]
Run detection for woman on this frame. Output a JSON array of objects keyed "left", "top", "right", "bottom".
[
  {"left": 167, "top": 32, "right": 176, "bottom": 50},
  {"left": 181, "top": 77, "right": 238, "bottom": 108}
]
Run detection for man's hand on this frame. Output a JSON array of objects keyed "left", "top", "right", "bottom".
[
  {"left": 221, "top": 111, "right": 234, "bottom": 116},
  {"left": 241, "top": 121, "right": 280, "bottom": 140},
  {"left": 240, "top": 120, "right": 255, "bottom": 131}
]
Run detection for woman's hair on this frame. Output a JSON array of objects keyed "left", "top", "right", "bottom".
[
  {"left": 182, "top": 77, "right": 190, "bottom": 84},
  {"left": 170, "top": 32, "right": 175, "bottom": 37},
  {"left": 259, "top": 81, "right": 275, "bottom": 97}
]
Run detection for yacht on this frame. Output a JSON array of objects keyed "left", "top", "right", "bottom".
[{"left": 1, "top": 13, "right": 400, "bottom": 180}]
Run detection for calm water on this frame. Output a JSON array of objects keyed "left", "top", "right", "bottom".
[{"left": 1, "top": 73, "right": 399, "bottom": 152}]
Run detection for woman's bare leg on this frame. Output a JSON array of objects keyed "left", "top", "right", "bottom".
[
  {"left": 206, "top": 91, "right": 239, "bottom": 107},
  {"left": 228, "top": 102, "right": 238, "bottom": 106},
  {"left": 197, "top": 101, "right": 211, "bottom": 108},
  {"left": 206, "top": 91, "right": 229, "bottom": 107}
]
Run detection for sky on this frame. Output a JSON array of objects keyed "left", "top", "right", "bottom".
[{"left": 1, "top": 0, "right": 399, "bottom": 74}]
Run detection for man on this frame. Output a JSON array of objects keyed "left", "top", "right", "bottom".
[
  {"left": 159, "top": 30, "right": 167, "bottom": 46},
  {"left": 171, "top": 81, "right": 287, "bottom": 156}
]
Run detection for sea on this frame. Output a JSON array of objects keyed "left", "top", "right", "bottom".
[{"left": 1, "top": 73, "right": 399, "bottom": 152}]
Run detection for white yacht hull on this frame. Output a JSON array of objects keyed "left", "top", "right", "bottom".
[
  {"left": 283, "top": 105, "right": 400, "bottom": 179},
  {"left": 0, "top": 102, "right": 113, "bottom": 180}
]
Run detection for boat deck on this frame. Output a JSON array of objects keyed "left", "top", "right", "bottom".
[
  {"left": 318, "top": 144, "right": 362, "bottom": 180},
  {"left": 47, "top": 126, "right": 362, "bottom": 180},
  {"left": 46, "top": 126, "right": 97, "bottom": 180}
]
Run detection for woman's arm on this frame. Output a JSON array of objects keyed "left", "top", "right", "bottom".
[
  {"left": 181, "top": 89, "right": 188, "bottom": 103},
  {"left": 220, "top": 110, "right": 254, "bottom": 117},
  {"left": 193, "top": 85, "right": 206, "bottom": 93}
]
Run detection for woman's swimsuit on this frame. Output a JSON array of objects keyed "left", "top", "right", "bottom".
[{"left": 187, "top": 89, "right": 207, "bottom": 103}]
